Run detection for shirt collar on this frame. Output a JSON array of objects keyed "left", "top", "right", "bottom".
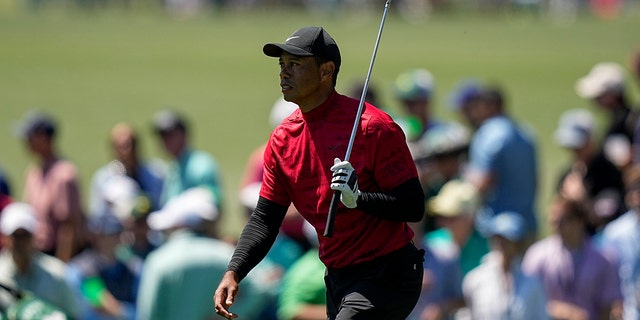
[{"left": 301, "top": 90, "right": 338, "bottom": 122}]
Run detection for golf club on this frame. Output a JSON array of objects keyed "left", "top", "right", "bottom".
[{"left": 324, "top": 0, "right": 394, "bottom": 238}]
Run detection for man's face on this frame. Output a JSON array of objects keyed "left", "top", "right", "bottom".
[
  {"left": 401, "top": 98, "right": 428, "bottom": 122},
  {"left": 159, "top": 128, "right": 186, "bottom": 158},
  {"left": 112, "top": 133, "right": 136, "bottom": 164},
  {"left": 26, "top": 131, "right": 51, "bottom": 156},
  {"left": 625, "top": 184, "right": 640, "bottom": 211},
  {"left": 548, "top": 201, "right": 581, "bottom": 239},
  {"left": 278, "top": 52, "right": 324, "bottom": 108},
  {"left": 593, "top": 90, "right": 619, "bottom": 111},
  {"left": 461, "top": 99, "right": 486, "bottom": 129},
  {"left": 3, "top": 229, "right": 35, "bottom": 271}
]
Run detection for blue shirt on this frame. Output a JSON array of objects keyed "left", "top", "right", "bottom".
[
  {"left": 601, "top": 211, "right": 640, "bottom": 320},
  {"left": 468, "top": 116, "right": 538, "bottom": 234},
  {"left": 160, "top": 148, "right": 222, "bottom": 208},
  {"left": 408, "top": 238, "right": 463, "bottom": 320}
]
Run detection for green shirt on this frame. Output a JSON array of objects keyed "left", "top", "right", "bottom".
[
  {"left": 426, "top": 228, "right": 489, "bottom": 276},
  {"left": 160, "top": 148, "right": 223, "bottom": 207},
  {"left": 0, "top": 251, "right": 80, "bottom": 318},
  {"left": 277, "top": 249, "right": 326, "bottom": 320},
  {"left": 136, "top": 231, "right": 273, "bottom": 320}
]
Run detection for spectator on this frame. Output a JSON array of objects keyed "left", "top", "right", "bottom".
[
  {"left": 630, "top": 47, "right": 640, "bottom": 89},
  {"left": 456, "top": 86, "right": 539, "bottom": 239},
  {"left": 462, "top": 211, "right": 549, "bottom": 320},
  {"left": 426, "top": 179, "right": 489, "bottom": 276},
  {"left": 152, "top": 109, "right": 223, "bottom": 212},
  {"left": 0, "top": 167, "right": 13, "bottom": 251},
  {"left": 0, "top": 202, "right": 80, "bottom": 318},
  {"left": 600, "top": 165, "right": 640, "bottom": 320},
  {"left": 409, "top": 180, "right": 476, "bottom": 320},
  {"left": 0, "top": 167, "right": 11, "bottom": 198},
  {"left": 88, "top": 122, "right": 164, "bottom": 218},
  {"left": 627, "top": 47, "right": 640, "bottom": 164},
  {"left": 408, "top": 242, "right": 464, "bottom": 320},
  {"left": 276, "top": 221, "right": 325, "bottom": 320},
  {"left": 522, "top": 196, "right": 623, "bottom": 320},
  {"left": 137, "top": 188, "right": 274, "bottom": 320},
  {"left": 554, "top": 108, "right": 626, "bottom": 237},
  {"left": 576, "top": 62, "right": 638, "bottom": 168},
  {"left": 16, "top": 111, "right": 85, "bottom": 262},
  {"left": 447, "top": 78, "right": 483, "bottom": 113},
  {"left": 393, "top": 68, "right": 443, "bottom": 141},
  {"left": 66, "top": 212, "right": 138, "bottom": 320},
  {"left": 411, "top": 122, "right": 470, "bottom": 198},
  {"left": 100, "top": 175, "right": 157, "bottom": 261},
  {"left": 412, "top": 122, "right": 471, "bottom": 236},
  {"left": 347, "top": 79, "right": 384, "bottom": 110}
]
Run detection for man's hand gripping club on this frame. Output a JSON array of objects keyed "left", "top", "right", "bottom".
[{"left": 330, "top": 158, "right": 361, "bottom": 208}]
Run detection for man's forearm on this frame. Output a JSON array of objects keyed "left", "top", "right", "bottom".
[
  {"left": 357, "top": 177, "right": 425, "bottom": 222},
  {"left": 227, "top": 196, "right": 287, "bottom": 281}
]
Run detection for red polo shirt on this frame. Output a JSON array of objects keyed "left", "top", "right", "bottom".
[{"left": 261, "top": 91, "right": 418, "bottom": 268}]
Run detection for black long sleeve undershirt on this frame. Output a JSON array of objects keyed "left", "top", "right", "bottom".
[
  {"left": 227, "top": 178, "right": 425, "bottom": 280},
  {"left": 227, "top": 197, "right": 287, "bottom": 281},
  {"left": 357, "top": 177, "right": 425, "bottom": 222}
]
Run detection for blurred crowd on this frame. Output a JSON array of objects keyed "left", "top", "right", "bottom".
[
  {"left": 1, "top": 47, "right": 640, "bottom": 319},
  {"left": 11, "top": 0, "right": 637, "bottom": 22}
]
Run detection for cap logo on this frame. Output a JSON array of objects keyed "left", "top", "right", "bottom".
[{"left": 286, "top": 36, "right": 299, "bottom": 43}]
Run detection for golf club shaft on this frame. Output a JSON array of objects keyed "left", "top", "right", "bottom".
[{"left": 324, "top": 0, "right": 393, "bottom": 238}]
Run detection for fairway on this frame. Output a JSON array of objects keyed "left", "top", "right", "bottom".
[{"left": 1, "top": 6, "right": 639, "bottom": 237}]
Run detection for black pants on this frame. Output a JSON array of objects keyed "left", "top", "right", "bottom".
[{"left": 325, "top": 243, "right": 425, "bottom": 320}]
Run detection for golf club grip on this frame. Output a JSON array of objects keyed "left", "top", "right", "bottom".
[{"left": 324, "top": 190, "right": 341, "bottom": 237}]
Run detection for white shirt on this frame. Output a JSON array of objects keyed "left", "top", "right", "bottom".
[{"left": 463, "top": 251, "right": 549, "bottom": 320}]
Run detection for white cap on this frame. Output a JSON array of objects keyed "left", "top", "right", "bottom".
[
  {"left": 1, "top": 202, "right": 38, "bottom": 235},
  {"left": 102, "top": 175, "right": 141, "bottom": 220},
  {"left": 147, "top": 187, "right": 218, "bottom": 231},
  {"left": 575, "top": 62, "right": 625, "bottom": 99},
  {"left": 269, "top": 97, "right": 298, "bottom": 129},
  {"left": 554, "top": 108, "right": 595, "bottom": 149}
]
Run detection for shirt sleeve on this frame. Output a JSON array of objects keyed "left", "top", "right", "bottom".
[
  {"left": 468, "top": 123, "right": 505, "bottom": 174},
  {"left": 369, "top": 117, "right": 419, "bottom": 190},
  {"left": 259, "top": 135, "right": 292, "bottom": 206}
]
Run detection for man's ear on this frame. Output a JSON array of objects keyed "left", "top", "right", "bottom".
[{"left": 320, "top": 61, "right": 335, "bottom": 78}]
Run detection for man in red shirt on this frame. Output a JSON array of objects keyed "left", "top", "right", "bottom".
[{"left": 213, "top": 26, "right": 425, "bottom": 320}]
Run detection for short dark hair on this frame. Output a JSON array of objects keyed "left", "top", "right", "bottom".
[
  {"left": 478, "top": 86, "right": 505, "bottom": 110},
  {"left": 554, "top": 195, "right": 589, "bottom": 222}
]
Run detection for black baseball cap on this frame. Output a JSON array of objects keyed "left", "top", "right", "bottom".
[
  {"left": 263, "top": 26, "right": 341, "bottom": 72},
  {"left": 14, "top": 111, "right": 56, "bottom": 139}
]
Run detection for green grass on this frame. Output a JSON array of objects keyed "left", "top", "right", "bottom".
[{"left": 1, "top": 6, "right": 639, "bottom": 238}]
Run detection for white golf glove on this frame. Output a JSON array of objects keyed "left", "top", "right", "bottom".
[{"left": 330, "top": 158, "right": 360, "bottom": 209}]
